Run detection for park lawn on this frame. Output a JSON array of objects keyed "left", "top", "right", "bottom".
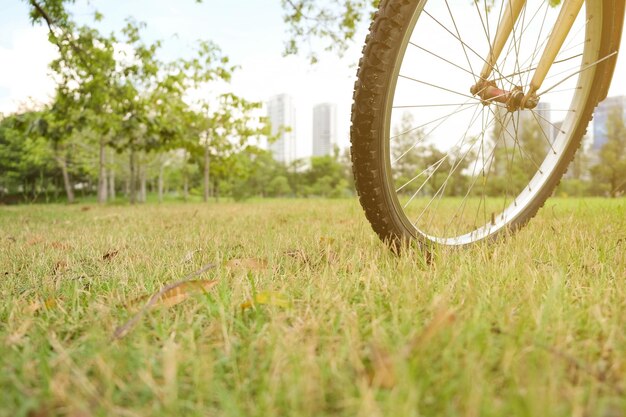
[{"left": 0, "top": 198, "right": 625, "bottom": 417}]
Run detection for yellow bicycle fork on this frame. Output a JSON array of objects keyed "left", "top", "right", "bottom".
[{"left": 470, "top": 0, "right": 585, "bottom": 110}]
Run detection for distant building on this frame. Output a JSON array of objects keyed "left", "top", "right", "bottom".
[
  {"left": 592, "top": 95, "right": 626, "bottom": 150},
  {"left": 267, "top": 94, "right": 296, "bottom": 164},
  {"left": 312, "top": 103, "right": 337, "bottom": 157}
]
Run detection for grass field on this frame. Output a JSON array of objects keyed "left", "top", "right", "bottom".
[{"left": 1, "top": 198, "right": 625, "bottom": 417}]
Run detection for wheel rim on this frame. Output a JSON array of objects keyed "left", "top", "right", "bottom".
[{"left": 382, "top": 0, "right": 602, "bottom": 246}]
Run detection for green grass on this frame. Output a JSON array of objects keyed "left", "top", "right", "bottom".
[{"left": 1, "top": 198, "right": 625, "bottom": 417}]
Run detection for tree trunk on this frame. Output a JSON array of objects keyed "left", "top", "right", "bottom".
[
  {"left": 129, "top": 149, "right": 137, "bottom": 204},
  {"left": 53, "top": 177, "right": 60, "bottom": 200},
  {"left": 139, "top": 163, "right": 147, "bottom": 203},
  {"left": 182, "top": 149, "right": 189, "bottom": 202},
  {"left": 158, "top": 162, "right": 165, "bottom": 203},
  {"left": 55, "top": 153, "right": 75, "bottom": 204},
  {"left": 108, "top": 152, "right": 116, "bottom": 202},
  {"left": 203, "top": 139, "right": 210, "bottom": 202},
  {"left": 97, "top": 139, "right": 108, "bottom": 204}
]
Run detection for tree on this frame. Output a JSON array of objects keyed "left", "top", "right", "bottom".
[
  {"left": 305, "top": 153, "right": 351, "bottom": 197},
  {"left": 0, "top": 110, "right": 56, "bottom": 202},
  {"left": 391, "top": 112, "right": 426, "bottom": 196},
  {"left": 27, "top": 0, "right": 381, "bottom": 65},
  {"left": 267, "top": 175, "right": 292, "bottom": 197},
  {"left": 281, "top": 0, "right": 379, "bottom": 63},
  {"left": 192, "top": 94, "right": 271, "bottom": 202},
  {"left": 591, "top": 107, "right": 626, "bottom": 197},
  {"left": 175, "top": 41, "right": 236, "bottom": 202}
]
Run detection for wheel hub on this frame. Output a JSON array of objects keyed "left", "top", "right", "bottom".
[{"left": 470, "top": 80, "right": 539, "bottom": 111}]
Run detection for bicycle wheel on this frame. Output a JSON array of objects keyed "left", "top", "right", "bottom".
[{"left": 351, "top": 0, "right": 623, "bottom": 249}]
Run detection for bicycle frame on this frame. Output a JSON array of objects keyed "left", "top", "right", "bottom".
[{"left": 471, "top": 0, "right": 585, "bottom": 110}]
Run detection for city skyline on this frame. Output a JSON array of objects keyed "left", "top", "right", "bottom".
[
  {"left": 266, "top": 94, "right": 297, "bottom": 165},
  {"left": 593, "top": 95, "right": 626, "bottom": 150},
  {"left": 312, "top": 103, "right": 338, "bottom": 157}
]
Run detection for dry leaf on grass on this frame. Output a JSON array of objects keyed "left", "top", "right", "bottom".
[
  {"left": 102, "top": 249, "right": 119, "bottom": 261},
  {"left": 404, "top": 307, "right": 456, "bottom": 355},
  {"left": 284, "top": 248, "right": 311, "bottom": 264},
  {"left": 50, "top": 241, "right": 72, "bottom": 250},
  {"left": 26, "top": 235, "right": 44, "bottom": 246},
  {"left": 319, "top": 236, "right": 336, "bottom": 245},
  {"left": 365, "top": 344, "right": 396, "bottom": 389},
  {"left": 26, "top": 297, "right": 59, "bottom": 314},
  {"left": 224, "top": 258, "right": 268, "bottom": 271},
  {"left": 53, "top": 260, "right": 68, "bottom": 274},
  {"left": 128, "top": 280, "right": 218, "bottom": 310},
  {"left": 112, "top": 263, "right": 217, "bottom": 340},
  {"left": 241, "top": 291, "right": 290, "bottom": 311}
]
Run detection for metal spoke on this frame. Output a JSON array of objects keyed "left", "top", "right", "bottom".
[
  {"left": 391, "top": 101, "right": 476, "bottom": 142},
  {"left": 419, "top": 110, "right": 495, "bottom": 231},
  {"left": 538, "top": 51, "right": 617, "bottom": 96},
  {"left": 393, "top": 103, "right": 472, "bottom": 109},
  {"left": 423, "top": 9, "right": 507, "bottom": 80},
  {"left": 398, "top": 74, "right": 478, "bottom": 101},
  {"left": 444, "top": 0, "right": 477, "bottom": 82},
  {"left": 409, "top": 42, "right": 475, "bottom": 77}
]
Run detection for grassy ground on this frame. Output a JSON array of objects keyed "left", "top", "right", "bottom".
[{"left": 1, "top": 198, "right": 625, "bottom": 417}]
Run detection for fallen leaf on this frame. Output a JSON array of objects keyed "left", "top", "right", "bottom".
[
  {"left": 27, "top": 297, "right": 58, "bottom": 314},
  {"left": 324, "top": 249, "right": 339, "bottom": 265},
  {"left": 102, "top": 249, "right": 119, "bottom": 261},
  {"left": 53, "top": 260, "right": 68, "bottom": 274},
  {"left": 112, "top": 263, "right": 217, "bottom": 340},
  {"left": 224, "top": 258, "right": 268, "bottom": 271},
  {"left": 50, "top": 241, "right": 71, "bottom": 250},
  {"left": 27, "top": 235, "right": 44, "bottom": 246},
  {"left": 241, "top": 291, "right": 290, "bottom": 311},
  {"left": 366, "top": 345, "right": 396, "bottom": 389},
  {"left": 129, "top": 280, "right": 218, "bottom": 310},
  {"left": 27, "top": 408, "right": 50, "bottom": 417},
  {"left": 405, "top": 307, "right": 456, "bottom": 354},
  {"left": 6, "top": 319, "right": 33, "bottom": 346},
  {"left": 80, "top": 206, "right": 91, "bottom": 212},
  {"left": 284, "top": 248, "right": 310, "bottom": 264}
]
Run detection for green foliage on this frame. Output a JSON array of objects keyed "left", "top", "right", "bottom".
[
  {"left": 0, "top": 111, "right": 56, "bottom": 199},
  {"left": 280, "top": 0, "right": 379, "bottom": 63},
  {"left": 267, "top": 176, "right": 291, "bottom": 197},
  {"left": 303, "top": 154, "right": 351, "bottom": 198},
  {"left": 590, "top": 108, "right": 626, "bottom": 197}
]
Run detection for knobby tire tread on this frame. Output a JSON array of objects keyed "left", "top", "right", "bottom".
[{"left": 350, "top": 0, "right": 624, "bottom": 249}]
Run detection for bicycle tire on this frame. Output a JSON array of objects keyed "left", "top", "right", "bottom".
[{"left": 351, "top": 0, "right": 624, "bottom": 249}]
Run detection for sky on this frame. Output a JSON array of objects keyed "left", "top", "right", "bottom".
[{"left": 1, "top": 1, "right": 625, "bottom": 158}]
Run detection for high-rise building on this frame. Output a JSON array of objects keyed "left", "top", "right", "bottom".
[
  {"left": 593, "top": 95, "right": 626, "bottom": 150},
  {"left": 267, "top": 94, "right": 296, "bottom": 164},
  {"left": 312, "top": 103, "right": 337, "bottom": 157}
]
